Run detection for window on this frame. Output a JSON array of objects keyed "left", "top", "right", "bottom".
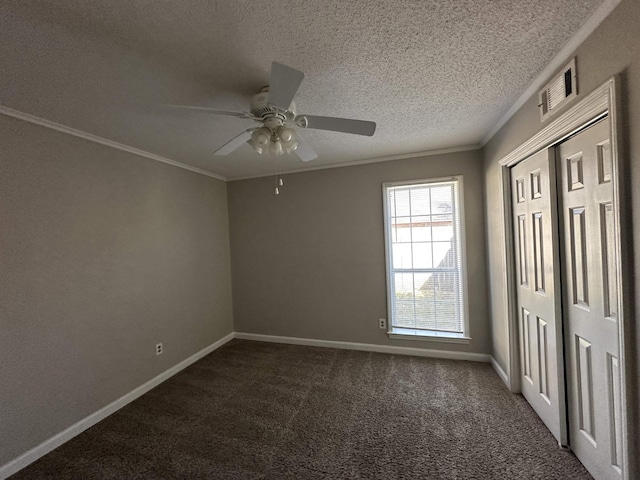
[{"left": 383, "top": 177, "right": 469, "bottom": 342}]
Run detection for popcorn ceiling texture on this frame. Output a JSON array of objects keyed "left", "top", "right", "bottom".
[{"left": 1, "top": 0, "right": 603, "bottom": 179}]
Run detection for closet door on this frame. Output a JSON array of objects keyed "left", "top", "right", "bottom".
[
  {"left": 557, "top": 117, "right": 623, "bottom": 480},
  {"left": 511, "top": 148, "right": 566, "bottom": 444}
]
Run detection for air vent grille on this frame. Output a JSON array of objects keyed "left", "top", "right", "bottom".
[{"left": 538, "top": 58, "right": 577, "bottom": 121}]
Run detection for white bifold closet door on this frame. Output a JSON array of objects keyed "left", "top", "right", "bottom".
[
  {"left": 511, "top": 148, "right": 567, "bottom": 445},
  {"left": 557, "top": 117, "right": 623, "bottom": 480}
]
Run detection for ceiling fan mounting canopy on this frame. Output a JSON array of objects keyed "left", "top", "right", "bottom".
[{"left": 163, "top": 62, "right": 376, "bottom": 162}]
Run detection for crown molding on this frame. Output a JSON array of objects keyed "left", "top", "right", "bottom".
[
  {"left": 0, "top": 104, "right": 228, "bottom": 181},
  {"left": 481, "top": 0, "right": 621, "bottom": 146},
  {"left": 228, "top": 144, "right": 482, "bottom": 181},
  {"left": 1, "top": 104, "right": 480, "bottom": 182},
  {"left": 498, "top": 78, "right": 612, "bottom": 166}
]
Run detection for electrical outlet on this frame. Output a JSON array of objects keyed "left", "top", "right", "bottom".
[
  {"left": 378, "top": 318, "right": 387, "bottom": 330},
  {"left": 156, "top": 343, "right": 163, "bottom": 355}
]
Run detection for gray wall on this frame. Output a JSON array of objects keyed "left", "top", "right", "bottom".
[
  {"left": 228, "top": 150, "right": 490, "bottom": 354},
  {"left": 483, "top": 0, "right": 638, "bottom": 470},
  {"left": 0, "top": 115, "right": 234, "bottom": 466}
]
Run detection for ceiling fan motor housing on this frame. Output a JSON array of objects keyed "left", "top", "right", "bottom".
[{"left": 250, "top": 88, "right": 296, "bottom": 128}]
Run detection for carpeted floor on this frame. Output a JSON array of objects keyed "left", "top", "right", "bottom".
[{"left": 10, "top": 340, "right": 592, "bottom": 479}]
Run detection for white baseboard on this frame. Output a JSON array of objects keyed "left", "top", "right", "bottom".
[
  {"left": 491, "top": 356, "right": 510, "bottom": 387},
  {"left": 234, "top": 332, "right": 491, "bottom": 362},
  {"left": 2, "top": 331, "right": 493, "bottom": 479},
  {"left": 0, "top": 332, "right": 235, "bottom": 480}
]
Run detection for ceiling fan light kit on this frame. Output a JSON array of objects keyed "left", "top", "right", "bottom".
[
  {"left": 249, "top": 125, "right": 299, "bottom": 157},
  {"left": 165, "top": 62, "right": 376, "bottom": 163}
]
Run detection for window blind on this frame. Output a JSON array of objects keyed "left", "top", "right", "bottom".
[{"left": 385, "top": 180, "right": 464, "bottom": 334}]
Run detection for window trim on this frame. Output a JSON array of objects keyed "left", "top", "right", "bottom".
[{"left": 382, "top": 175, "right": 470, "bottom": 342}]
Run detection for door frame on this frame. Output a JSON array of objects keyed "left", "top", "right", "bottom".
[{"left": 497, "top": 77, "right": 635, "bottom": 479}]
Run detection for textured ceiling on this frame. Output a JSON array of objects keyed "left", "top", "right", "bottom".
[{"left": 1, "top": 0, "right": 605, "bottom": 179}]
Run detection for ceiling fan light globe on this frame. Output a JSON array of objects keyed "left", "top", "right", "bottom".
[
  {"left": 284, "top": 139, "right": 299, "bottom": 153},
  {"left": 249, "top": 127, "right": 272, "bottom": 154},
  {"left": 249, "top": 143, "right": 264, "bottom": 155},
  {"left": 278, "top": 126, "right": 295, "bottom": 143},
  {"left": 278, "top": 126, "right": 298, "bottom": 153},
  {"left": 270, "top": 140, "right": 284, "bottom": 156},
  {"left": 252, "top": 128, "right": 271, "bottom": 145},
  {"left": 248, "top": 138, "right": 265, "bottom": 154}
]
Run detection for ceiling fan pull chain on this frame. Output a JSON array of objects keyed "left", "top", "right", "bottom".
[{"left": 274, "top": 174, "right": 284, "bottom": 195}]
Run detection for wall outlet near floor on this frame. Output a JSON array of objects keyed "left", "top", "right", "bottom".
[
  {"left": 378, "top": 318, "right": 387, "bottom": 330},
  {"left": 156, "top": 343, "right": 163, "bottom": 355}
]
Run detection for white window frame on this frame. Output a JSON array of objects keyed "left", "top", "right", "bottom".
[{"left": 382, "top": 176, "right": 470, "bottom": 343}]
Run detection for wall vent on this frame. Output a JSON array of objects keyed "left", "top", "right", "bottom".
[{"left": 538, "top": 58, "right": 577, "bottom": 122}]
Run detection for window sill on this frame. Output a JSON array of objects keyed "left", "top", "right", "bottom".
[{"left": 387, "top": 328, "right": 471, "bottom": 344}]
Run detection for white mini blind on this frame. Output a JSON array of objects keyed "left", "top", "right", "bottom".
[{"left": 384, "top": 179, "right": 464, "bottom": 334}]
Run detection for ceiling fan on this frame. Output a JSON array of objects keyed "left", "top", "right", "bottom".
[{"left": 165, "top": 62, "right": 376, "bottom": 162}]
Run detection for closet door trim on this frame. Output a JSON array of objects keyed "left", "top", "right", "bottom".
[{"left": 496, "top": 77, "right": 634, "bottom": 479}]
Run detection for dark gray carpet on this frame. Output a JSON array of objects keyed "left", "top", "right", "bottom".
[{"left": 11, "top": 340, "right": 592, "bottom": 479}]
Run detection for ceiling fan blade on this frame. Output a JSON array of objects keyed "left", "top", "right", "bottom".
[
  {"left": 213, "top": 130, "right": 253, "bottom": 156},
  {"left": 294, "top": 135, "right": 318, "bottom": 162},
  {"left": 296, "top": 115, "right": 376, "bottom": 136},
  {"left": 161, "top": 104, "right": 253, "bottom": 119},
  {"left": 268, "top": 62, "right": 304, "bottom": 110}
]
